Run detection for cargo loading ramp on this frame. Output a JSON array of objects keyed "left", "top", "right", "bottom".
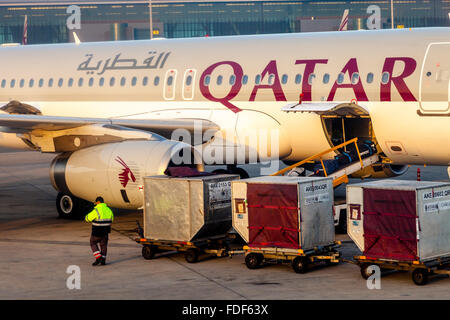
[{"left": 271, "top": 137, "right": 380, "bottom": 188}]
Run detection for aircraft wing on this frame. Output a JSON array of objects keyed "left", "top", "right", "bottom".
[
  {"left": 0, "top": 113, "right": 219, "bottom": 135},
  {"left": 0, "top": 113, "right": 219, "bottom": 152}
]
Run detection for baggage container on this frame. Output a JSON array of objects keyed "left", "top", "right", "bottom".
[
  {"left": 143, "top": 174, "right": 239, "bottom": 242},
  {"left": 232, "top": 176, "right": 335, "bottom": 251},
  {"left": 347, "top": 179, "right": 450, "bottom": 262}
]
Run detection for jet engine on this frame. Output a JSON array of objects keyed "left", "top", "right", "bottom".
[
  {"left": 50, "top": 139, "right": 203, "bottom": 218},
  {"left": 350, "top": 163, "right": 408, "bottom": 179}
]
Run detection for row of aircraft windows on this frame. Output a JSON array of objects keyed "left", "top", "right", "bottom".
[
  {"left": 0, "top": 76, "right": 162, "bottom": 89},
  {"left": 0, "top": 72, "right": 391, "bottom": 89},
  {"left": 204, "top": 72, "right": 389, "bottom": 86}
]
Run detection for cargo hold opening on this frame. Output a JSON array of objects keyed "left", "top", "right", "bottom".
[
  {"left": 322, "top": 116, "right": 375, "bottom": 152},
  {"left": 318, "top": 103, "right": 378, "bottom": 154}
]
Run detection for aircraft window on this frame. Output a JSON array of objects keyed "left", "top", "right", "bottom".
[
  {"left": 308, "top": 73, "right": 315, "bottom": 85},
  {"left": 143, "top": 76, "right": 148, "bottom": 86},
  {"left": 131, "top": 77, "right": 137, "bottom": 86},
  {"left": 29, "top": 79, "right": 34, "bottom": 88},
  {"left": 295, "top": 74, "right": 302, "bottom": 84},
  {"left": 323, "top": 73, "right": 330, "bottom": 84},
  {"left": 99, "top": 77, "right": 104, "bottom": 87},
  {"left": 68, "top": 78, "right": 74, "bottom": 87},
  {"left": 48, "top": 79, "right": 53, "bottom": 87},
  {"left": 154, "top": 76, "right": 160, "bottom": 86},
  {"left": 38, "top": 79, "right": 44, "bottom": 87},
  {"left": 120, "top": 77, "right": 126, "bottom": 87},
  {"left": 381, "top": 72, "right": 390, "bottom": 84},
  {"left": 242, "top": 75, "right": 248, "bottom": 85},
  {"left": 216, "top": 75, "right": 223, "bottom": 85},
  {"left": 337, "top": 73, "right": 345, "bottom": 84},
  {"left": 78, "top": 78, "right": 83, "bottom": 87},
  {"left": 229, "top": 75, "right": 236, "bottom": 85},
  {"left": 366, "top": 73, "right": 374, "bottom": 84},
  {"left": 1, "top": 79, "right": 5, "bottom": 88},
  {"left": 204, "top": 75, "right": 211, "bottom": 86},
  {"left": 19, "top": 79, "right": 25, "bottom": 88},
  {"left": 110, "top": 77, "right": 115, "bottom": 87},
  {"left": 89, "top": 77, "right": 94, "bottom": 87},
  {"left": 255, "top": 74, "right": 261, "bottom": 84},
  {"left": 351, "top": 72, "right": 359, "bottom": 84},
  {"left": 186, "top": 75, "right": 193, "bottom": 86},
  {"left": 281, "top": 74, "right": 288, "bottom": 84},
  {"left": 268, "top": 74, "right": 275, "bottom": 85},
  {"left": 58, "top": 78, "right": 63, "bottom": 87},
  {"left": 167, "top": 75, "right": 174, "bottom": 86},
  {"left": 10, "top": 79, "right": 15, "bottom": 88}
]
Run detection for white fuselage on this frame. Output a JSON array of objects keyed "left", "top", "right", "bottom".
[{"left": 1, "top": 28, "right": 449, "bottom": 165}]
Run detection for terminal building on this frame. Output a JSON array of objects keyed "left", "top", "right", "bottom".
[{"left": 0, "top": 0, "right": 449, "bottom": 44}]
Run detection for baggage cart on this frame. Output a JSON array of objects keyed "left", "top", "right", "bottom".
[
  {"left": 353, "top": 255, "right": 450, "bottom": 285},
  {"left": 138, "top": 174, "right": 240, "bottom": 262},
  {"left": 232, "top": 176, "right": 341, "bottom": 272},
  {"left": 347, "top": 179, "right": 450, "bottom": 285},
  {"left": 243, "top": 242, "right": 341, "bottom": 273},
  {"left": 136, "top": 233, "right": 235, "bottom": 263}
]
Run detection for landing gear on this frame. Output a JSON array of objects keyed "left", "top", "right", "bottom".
[{"left": 56, "top": 192, "right": 93, "bottom": 219}]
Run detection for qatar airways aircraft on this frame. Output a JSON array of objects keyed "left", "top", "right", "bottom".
[{"left": 0, "top": 27, "right": 448, "bottom": 218}]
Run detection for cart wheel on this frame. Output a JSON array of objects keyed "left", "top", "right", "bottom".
[
  {"left": 245, "top": 253, "right": 263, "bottom": 269},
  {"left": 412, "top": 268, "right": 429, "bottom": 286},
  {"left": 185, "top": 249, "right": 200, "bottom": 263},
  {"left": 360, "top": 263, "right": 376, "bottom": 280},
  {"left": 142, "top": 245, "right": 156, "bottom": 260},
  {"left": 292, "top": 257, "right": 309, "bottom": 274}
]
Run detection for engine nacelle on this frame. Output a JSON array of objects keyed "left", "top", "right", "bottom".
[
  {"left": 350, "top": 163, "right": 408, "bottom": 179},
  {"left": 50, "top": 140, "right": 203, "bottom": 209}
]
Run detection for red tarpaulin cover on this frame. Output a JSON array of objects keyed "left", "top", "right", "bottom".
[
  {"left": 247, "top": 183, "right": 300, "bottom": 249},
  {"left": 363, "top": 188, "right": 418, "bottom": 261}
]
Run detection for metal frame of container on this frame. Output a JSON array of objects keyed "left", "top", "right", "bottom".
[
  {"left": 347, "top": 179, "right": 450, "bottom": 262},
  {"left": 232, "top": 176, "right": 336, "bottom": 251},
  {"left": 143, "top": 174, "right": 239, "bottom": 242}
]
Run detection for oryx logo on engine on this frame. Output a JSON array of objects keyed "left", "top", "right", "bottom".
[{"left": 115, "top": 156, "right": 136, "bottom": 188}]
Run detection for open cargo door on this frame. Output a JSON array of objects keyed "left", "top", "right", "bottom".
[
  {"left": 363, "top": 188, "right": 418, "bottom": 261},
  {"left": 247, "top": 183, "right": 299, "bottom": 249}
]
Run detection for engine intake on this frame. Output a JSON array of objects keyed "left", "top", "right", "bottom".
[{"left": 50, "top": 140, "right": 203, "bottom": 209}]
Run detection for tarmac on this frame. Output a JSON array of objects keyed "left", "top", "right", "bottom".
[{"left": 0, "top": 150, "right": 449, "bottom": 300}]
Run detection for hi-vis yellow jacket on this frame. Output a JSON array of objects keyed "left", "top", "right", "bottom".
[{"left": 85, "top": 203, "right": 114, "bottom": 226}]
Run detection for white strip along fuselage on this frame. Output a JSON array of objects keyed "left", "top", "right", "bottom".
[{"left": 0, "top": 27, "right": 449, "bottom": 166}]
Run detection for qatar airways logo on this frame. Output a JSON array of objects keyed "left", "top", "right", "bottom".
[
  {"left": 199, "top": 57, "right": 417, "bottom": 113},
  {"left": 115, "top": 156, "right": 136, "bottom": 188}
]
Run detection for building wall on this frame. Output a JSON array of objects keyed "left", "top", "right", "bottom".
[{"left": 0, "top": 1, "right": 449, "bottom": 44}]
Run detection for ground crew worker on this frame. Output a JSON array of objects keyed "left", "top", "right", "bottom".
[{"left": 85, "top": 196, "right": 114, "bottom": 266}]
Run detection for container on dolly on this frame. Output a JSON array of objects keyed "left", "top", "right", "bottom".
[
  {"left": 231, "top": 176, "right": 341, "bottom": 273},
  {"left": 347, "top": 179, "right": 450, "bottom": 285},
  {"left": 136, "top": 174, "right": 239, "bottom": 263}
]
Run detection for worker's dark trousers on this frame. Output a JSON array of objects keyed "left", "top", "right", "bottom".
[{"left": 90, "top": 234, "right": 108, "bottom": 259}]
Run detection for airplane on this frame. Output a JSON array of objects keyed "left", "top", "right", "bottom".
[{"left": 0, "top": 27, "right": 449, "bottom": 219}]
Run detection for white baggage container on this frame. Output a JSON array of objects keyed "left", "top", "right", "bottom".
[
  {"left": 232, "top": 176, "right": 335, "bottom": 251},
  {"left": 143, "top": 174, "right": 239, "bottom": 242},
  {"left": 347, "top": 179, "right": 450, "bottom": 262}
]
